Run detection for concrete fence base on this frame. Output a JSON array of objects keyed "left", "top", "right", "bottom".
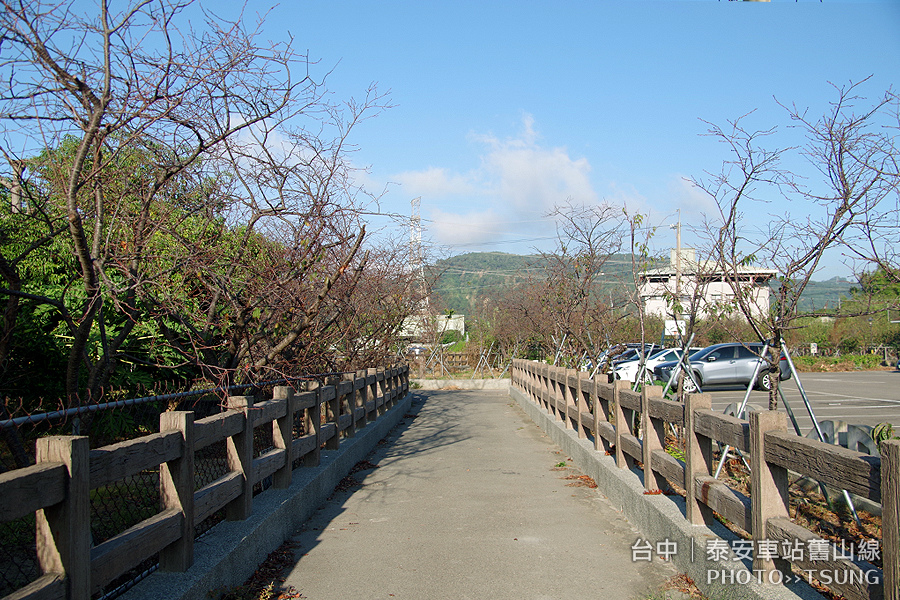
[
  {"left": 508, "top": 385, "right": 824, "bottom": 600},
  {"left": 120, "top": 392, "right": 413, "bottom": 600},
  {"left": 411, "top": 378, "right": 511, "bottom": 390}
]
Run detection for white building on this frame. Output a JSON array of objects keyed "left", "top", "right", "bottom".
[
  {"left": 639, "top": 249, "right": 777, "bottom": 320},
  {"left": 401, "top": 313, "right": 465, "bottom": 340}
]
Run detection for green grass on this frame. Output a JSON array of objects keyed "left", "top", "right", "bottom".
[{"left": 792, "top": 353, "right": 888, "bottom": 371}]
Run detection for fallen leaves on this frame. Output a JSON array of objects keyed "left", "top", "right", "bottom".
[
  {"left": 212, "top": 540, "right": 303, "bottom": 600},
  {"left": 563, "top": 474, "right": 598, "bottom": 488},
  {"left": 349, "top": 460, "right": 379, "bottom": 474}
]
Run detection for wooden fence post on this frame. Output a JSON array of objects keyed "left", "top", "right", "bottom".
[
  {"left": 325, "top": 379, "right": 341, "bottom": 450},
  {"left": 526, "top": 362, "right": 535, "bottom": 403},
  {"left": 882, "top": 439, "right": 900, "bottom": 600},
  {"left": 159, "top": 411, "right": 195, "bottom": 571},
  {"left": 546, "top": 365, "right": 553, "bottom": 414},
  {"left": 384, "top": 368, "right": 393, "bottom": 410},
  {"left": 355, "top": 370, "right": 368, "bottom": 429},
  {"left": 592, "top": 378, "right": 602, "bottom": 452},
  {"left": 543, "top": 364, "right": 553, "bottom": 414},
  {"left": 272, "top": 386, "right": 295, "bottom": 488},
  {"left": 565, "top": 368, "right": 576, "bottom": 431},
  {"left": 750, "top": 409, "right": 790, "bottom": 579},
  {"left": 367, "top": 368, "right": 380, "bottom": 419},
  {"left": 388, "top": 367, "right": 397, "bottom": 406},
  {"left": 641, "top": 385, "right": 665, "bottom": 492},
  {"left": 305, "top": 381, "right": 322, "bottom": 467},
  {"left": 613, "top": 380, "right": 629, "bottom": 469},
  {"left": 376, "top": 367, "right": 387, "bottom": 413},
  {"left": 226, "top": 395, "right": 254, "bottom": 520},
  {"left": 596, "top": 382, "right": 614, "bottom": 454},
  {"left": 575, "top": 370, "right": 586, "bottom": 439},
  {"left": 341, "top": 373, "right": 356, "bottom": 438},
  {"left": 35, "top": 436, "right": 90, "bottom": 600},
  {"left": 556, "top": 367, "right": 567, "bottom": 424},
  {"left": 684, "top": 393, "right": 713, "bottom": 526}
]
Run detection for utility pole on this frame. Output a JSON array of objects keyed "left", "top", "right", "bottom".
[
  {"left": 410, "top": 197, "right": 427, "bottom": 309},
  {"left": 671, "top": 211, "right": 682, "bottom": 322}
]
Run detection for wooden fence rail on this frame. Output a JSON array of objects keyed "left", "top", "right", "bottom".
[
  {"left": 511, "top": 359, "right": 899, "bottom": 600},
  {"left": 0, "top": 365, "right": 409, "bottom": 600}
]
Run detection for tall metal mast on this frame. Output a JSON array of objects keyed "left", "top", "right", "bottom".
[{"left": 410, "top": 197, "right": 428, "bottom": 308}]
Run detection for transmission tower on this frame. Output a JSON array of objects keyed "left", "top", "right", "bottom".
[{"left": 409, "top": 197, "right": 428, "bottom": 309}]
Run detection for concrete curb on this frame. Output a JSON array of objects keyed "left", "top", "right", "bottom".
[
  {"left": 508, "top": 385, "right": 824, "bottom": 600},
  {"left": 411, "top": 378, "right": 511, "bottom": 390},
  {"left": 121, "top": 392, "right": 413, "bottom": 600}
]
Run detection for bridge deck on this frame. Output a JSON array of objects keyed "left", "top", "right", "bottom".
[{"left": 278, "top": 389, "right": 678, "bottom": 599}]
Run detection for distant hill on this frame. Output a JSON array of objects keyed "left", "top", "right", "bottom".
[
  {"left": 426, "top": 252, "right": 540, "bottom": 315},
  {"left": 428, "top": 251, "right": 637, "bottom": 315},
  {"left": 428, "top": 252, "right": 855, "bottom": 316},
  {"left": 781, "top": 277, "right": 855, "bottom": 312}
]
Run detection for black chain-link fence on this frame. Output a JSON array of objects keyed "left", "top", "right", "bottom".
[{"left": 0, "top": 372, "right": 348, "bottom": 598}]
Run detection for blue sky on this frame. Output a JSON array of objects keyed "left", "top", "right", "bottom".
[{"left": 223, "top": 2, "right": 898, "bottom": 275}]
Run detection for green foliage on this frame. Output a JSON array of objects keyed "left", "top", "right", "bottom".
[
  {"left": 440, "top": 329, "right": 463, "bottom": 345},
  {"left": 871, "top": 422, "right": 900, "bottom": 451},
  {"left": 665, "top": 444, "right": 685, "bottom": 462},
  {"left": 854, "top": 266, "right": 900, "bottom": 298},
  {"left": 791, "top": 353, "right": 885, "bottom": 371}
]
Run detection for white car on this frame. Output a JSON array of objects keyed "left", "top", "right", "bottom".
[{"left": 614, "top": 348, "right": 698, "bottom": 383}]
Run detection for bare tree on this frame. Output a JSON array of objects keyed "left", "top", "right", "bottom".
[
  {"left": 534, "top": 201, "right": 626, "bottom": 368},
  {"left": 0, "top": 0, "right": 389, "bottom": 403},
  {"left": 693, "top": 80, "right": 900, "bottom": 409}
]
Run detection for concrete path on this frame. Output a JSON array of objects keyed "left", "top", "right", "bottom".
[{"left": 279, "top": 389, "right": 678, "bottom": 600}]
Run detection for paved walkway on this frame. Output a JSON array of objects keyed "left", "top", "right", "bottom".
[{"left": 279, "top": 390, "right": 678, "bottom": 600}]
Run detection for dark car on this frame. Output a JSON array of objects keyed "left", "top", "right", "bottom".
[
  {"left": 653, "top": 342, "right": 791, "bottom": 392},
  {"left": 606, "top": 344, "right": 663, "bottom": 369}
]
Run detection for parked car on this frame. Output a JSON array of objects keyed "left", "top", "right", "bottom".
[
  {"left": 614, "top": 347, "right": 701, "bottom": 383},
  {"left": 606, "top": 344, "right": 663, "bottom": 371},
  {"left": 653, "top": 342, "right": 791, "bottom": 392},
  {"left": 406, "top": 345, "right": 427, "bottom": 357}
]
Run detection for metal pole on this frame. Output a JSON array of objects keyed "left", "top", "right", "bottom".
[
  {"left": 777, "top": 387, "right": 803, "bottom": 436},
  {"left": 713, "top": 343, "right": 768, "bottom": 479},
  {"left": 552, "top": 333, "right": 567, "bottom": 367},
  {"left": 662, "top": 334, "right": 699, "bottom": 397},
  {"left": 782, "top": 347, "right": 862, "bottom": 527}
]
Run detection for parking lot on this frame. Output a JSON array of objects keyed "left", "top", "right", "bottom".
[{"left": 701, "top": 369, "right": 900, "bottom": 431}]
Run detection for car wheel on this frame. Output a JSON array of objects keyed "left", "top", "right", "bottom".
[
  {"left": 682, "top": 373, "right": 700, "bottom": 393},
  {"left": 757, "top": 371, "right": 773, "bottom": 391}
]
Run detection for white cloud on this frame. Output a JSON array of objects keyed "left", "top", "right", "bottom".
[
  {"left": 390, "top": 114, "right": 600, "bottom": 248},
  {"left": 474, "top": 114, "right": 597, "bottom": 212},
  {"left": 429, "top": 207, "right": 504, "bottom": 246},
  {"left": 392, "top": 167, "right": 475, "bottom": 198},
  {"left": 669, "top": 175, "right": 719, "bottom": 222}
]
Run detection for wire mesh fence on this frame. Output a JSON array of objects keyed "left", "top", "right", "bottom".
[{"left": 0, "top": 372, "right": 345, "bottom": 598}]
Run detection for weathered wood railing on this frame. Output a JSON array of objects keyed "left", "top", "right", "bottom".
[
  {"left": 511, "top": 359, "right": 899, "bottom": 600},
  {"left": 0, "top": 365, "right": 409, "bottom": 600}
]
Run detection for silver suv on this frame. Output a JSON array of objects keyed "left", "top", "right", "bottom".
[{"left": 653, "top": 342, "right": 792, "bottom": 392}]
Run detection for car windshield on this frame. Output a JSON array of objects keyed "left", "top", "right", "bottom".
[
  {"left": 690, "top": 346, "right": 717, "bottom": 360},
  {"left": 648, "top": 349, "right": 675, "bottom": 360}
]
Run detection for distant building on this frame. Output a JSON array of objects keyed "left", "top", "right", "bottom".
[{"left": 639, "top": 248, "right": 777, "bottom": 320}]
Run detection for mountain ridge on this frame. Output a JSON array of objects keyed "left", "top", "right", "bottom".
[{"left": 428, "top": 251, "right": 855, "bottom": 316}]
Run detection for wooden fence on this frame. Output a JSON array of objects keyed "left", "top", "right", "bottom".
[
  {"left": 511, "top": 359, "right": 899, "bottom": 600},
  {"left": 0, "top": 365, "right": 409, "bottom": 600}
]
